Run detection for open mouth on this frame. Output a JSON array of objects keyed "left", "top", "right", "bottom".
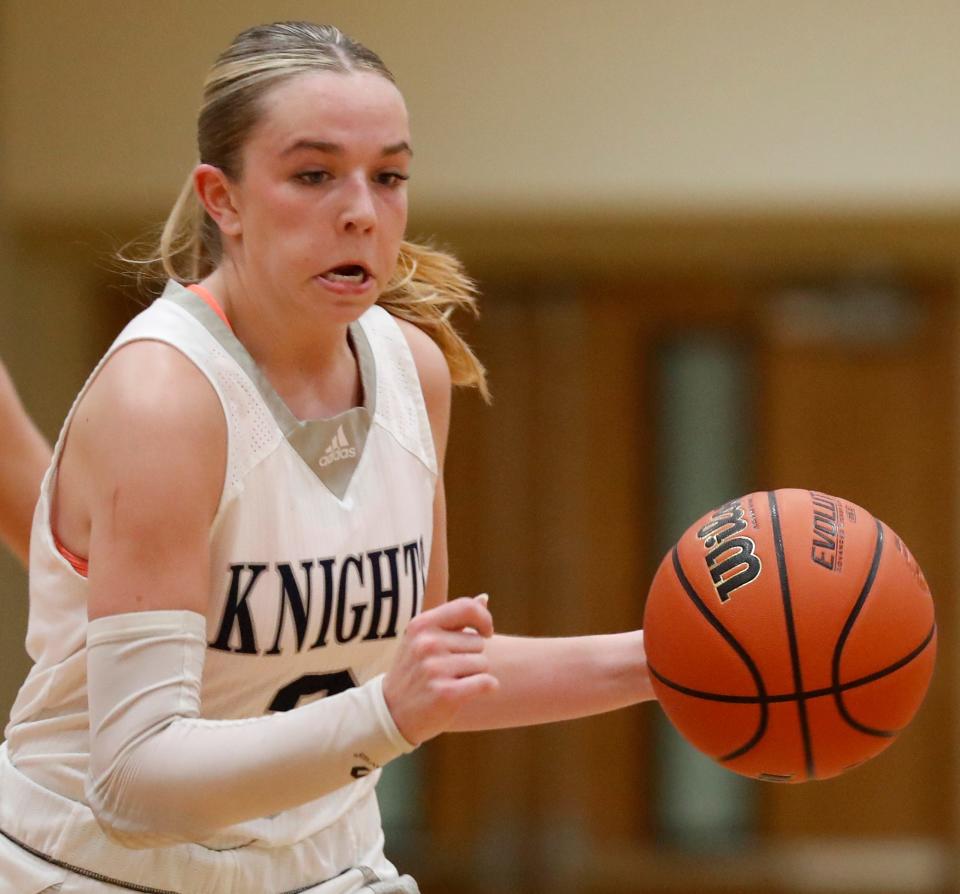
[{"left": 319, "top": 264, "right": 371, "bottom": 284}]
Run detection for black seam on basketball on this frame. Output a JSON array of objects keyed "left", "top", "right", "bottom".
[
  {"left": 769, "top": 490, "right": 815, "bottom": 779},
  {"left": 831, "top": 520, "right": 897, "bottom": 737},
  {"left": 669, "top": 546, "right": 768, "bottom": 762},
  {"left": 648, "top": 621, "right": 935, "bottom": 708},
  {"left": 836, "top": 621, "right": 935, "bottom": 698}
]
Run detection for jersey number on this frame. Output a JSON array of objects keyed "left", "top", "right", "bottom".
[{"left": 268, "top": 669, "right": 357, "bottom": 712}]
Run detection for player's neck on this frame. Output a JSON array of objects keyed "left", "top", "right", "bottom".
[{"left": 200, "top": 269, "right": 363, "bottom": 420}]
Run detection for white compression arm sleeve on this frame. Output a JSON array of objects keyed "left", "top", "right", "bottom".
[{"left": 85, "top": 610, "right": 413, "bottom": 848}]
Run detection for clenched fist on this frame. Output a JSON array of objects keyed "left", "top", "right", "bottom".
[{"left": 383, "top": 595, "right": 498, "bottom": 745}]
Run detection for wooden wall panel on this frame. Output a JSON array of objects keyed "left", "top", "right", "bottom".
[{"left": 757, "top": 281, "right": 957, "bottom": 840}]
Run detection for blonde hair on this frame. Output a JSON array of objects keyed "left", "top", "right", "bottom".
[{"left": 139, "top": 22, "right": 487, "bottom": 399}]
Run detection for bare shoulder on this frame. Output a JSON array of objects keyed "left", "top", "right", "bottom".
[
  {"left": 391, "top": 316, "right": 452, "bottom": 466},
  {"left": 392, "top": 317, "right": 451, "bottom": 410},
  {"left": 59, "top": 340, "right": 227, "bottom": 617},
  {"left": 72, "top": 340, "right": 224, "bottom": 462}
]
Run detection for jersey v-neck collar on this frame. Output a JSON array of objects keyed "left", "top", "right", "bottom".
[{"left": 161, "top": 280, "right": 375, "bottom": 501}]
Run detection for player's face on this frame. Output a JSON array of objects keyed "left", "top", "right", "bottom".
[{"left": 230, "top": 70, "right": 410, "bottom": 320}]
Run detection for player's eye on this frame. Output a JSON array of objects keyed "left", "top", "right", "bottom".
[
  {"left": 295, "top": 170, "right": 332, "bottom": 185},
  {"left": 376, "top": 171, "right": 410, "bottom": 187}
]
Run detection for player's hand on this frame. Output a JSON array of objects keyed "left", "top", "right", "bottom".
[{"left": 383, "top": 594, "right": 498, "bottom": 745}]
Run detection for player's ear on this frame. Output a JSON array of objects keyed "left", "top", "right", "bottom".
[{"left": 193, "top": 164, "right": 242, "bottom": 237}]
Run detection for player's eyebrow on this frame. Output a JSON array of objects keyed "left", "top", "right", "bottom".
[
  {"left": 381, "top": 141, "right": 413, "bottom": 157},
  {"left": 281, "top": 139, "right": 413, "bottom": 158}
]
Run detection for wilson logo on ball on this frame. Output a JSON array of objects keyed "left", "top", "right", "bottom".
[{"left": 696, "top": 498, "right": 762, "bottom": 602}]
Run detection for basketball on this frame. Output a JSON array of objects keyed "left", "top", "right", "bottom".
[{"left": 643, "top": 488, "right": 937, "bottom": 782}]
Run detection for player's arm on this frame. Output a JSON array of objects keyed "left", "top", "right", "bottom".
[
  {"left": 0, "top": 359, "right": 51, "bottom": 566},
  {"left": 398, "top": 321, "right": 654, "bottom": 736},
  {"left": 69, "top": 339, "right": 493, "bottom": 847},
  {"left": 384, "top": 320, "right": 500, "bottom": 746},
  {"left": 447, "top": 630, "right": 654, "bottom": 730},
  {"left": 67, "top": 342, "right": 224, "bottom": 620},
  {"left": 394, "top": 318, "right": 452, "bottom": 612}
]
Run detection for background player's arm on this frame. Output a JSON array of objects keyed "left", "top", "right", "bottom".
[
  {"left": 0, "top": 359, "right": 51, "bottom": 566},
  {"left": 400, "top": 321, "right": 654, "bottom": 737}
]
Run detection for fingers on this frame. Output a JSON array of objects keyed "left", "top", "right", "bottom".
[
  {"left": 408, "top": 629, "right": 486, "bottom": 664},
  {"left": 412, "top": 594, "right": 494, "bottom": 638},
  {"left": 427, "top": 652, "right": 492, "bottom": 679},
  {"left": 450, "top": 672, "right": 499, "bottom": 699},
  {"left": 384, "top": 593, "right": 498, "bottom": 745},
  {"left": 442, "top": 630, "right": 487, "bottom": 654}
]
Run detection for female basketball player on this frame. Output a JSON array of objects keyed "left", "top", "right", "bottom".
[
  {"left": 0, "top": 23, "right": 654, "bottom": 893},
  {"left": 0, "top": 358, "right": 49, "bottom": 566}
]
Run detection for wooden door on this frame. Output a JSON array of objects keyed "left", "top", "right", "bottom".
[{"left": 756, "top": 277, "right": 956, "bottom": 840}]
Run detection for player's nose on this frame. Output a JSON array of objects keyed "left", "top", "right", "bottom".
[{"left": 338, "top": 175, "right": 376, "bottom": 234}]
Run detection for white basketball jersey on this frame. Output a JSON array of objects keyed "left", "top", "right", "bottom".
[{"left": 1, "top": 281, "right": 437, "bottom": 891}]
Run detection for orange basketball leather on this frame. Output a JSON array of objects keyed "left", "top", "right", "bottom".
[{"left": 643, "top": 489, "right": 936, "bottom": 782}]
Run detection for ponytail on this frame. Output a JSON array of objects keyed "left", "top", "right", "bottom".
[
  {"left": 158, "top": 172, "right": 217, "bottom": 283},
  {"left": 380, "top": 240, "right": 488, "bottom": 401}
]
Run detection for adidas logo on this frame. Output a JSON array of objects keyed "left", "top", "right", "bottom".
[{"left": 318, "top": 425, "right": 357, "bottom": 468}]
